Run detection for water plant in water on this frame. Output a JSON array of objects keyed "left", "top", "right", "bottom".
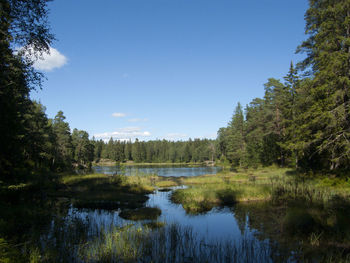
[
  {"left": 78, "top": 224, "right": 276, "bottom": 263},
  {"left": 119, "top": 207, "right": 162, "bottom": 221}
]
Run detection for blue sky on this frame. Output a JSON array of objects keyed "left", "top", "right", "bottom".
[{"left": 30, "top": 0, "right": 309, "bottom": 141}]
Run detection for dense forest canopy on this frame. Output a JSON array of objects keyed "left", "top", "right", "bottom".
[
  {"left": 218, "top": 0, "right": 350, "bottom": 171},
  {"left": 0, "top": 0, "right": 95, "bottom": 182},
  {"left": 1, "top": 0, "right": 350, "bottom": 184},
  {"left": 93, "top": 138, "right": 217, "bottom": 164}
]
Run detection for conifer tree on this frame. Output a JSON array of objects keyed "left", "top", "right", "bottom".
[
  {"left": 297, "top": 0, "right": 350, "bottom": 169},
  {"left": 52, "top": 111, "right": 73, "bottom": 170},
  {"left": 226, "top": 103, "right": 246, "bottom": 167}
]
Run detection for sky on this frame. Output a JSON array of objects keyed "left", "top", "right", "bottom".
[{"left": 30, "top": 0, "right": 309, "bottom": 142}]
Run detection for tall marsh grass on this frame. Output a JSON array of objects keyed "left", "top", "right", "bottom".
[
  {"left": 270, "top": 175, "right": 350, "bottom": 204},
  {"left": 171, "top": 184, "right": 271, "bottom": 213},
  {"left": 79, "top": 224, "right": 275, "bottom": 263}
]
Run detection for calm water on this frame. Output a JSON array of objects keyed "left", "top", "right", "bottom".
[
  {"left": 14, "top": 166, "right": 342, "bottom": 262},
  {"left": 70, "top": 187, "right": 254, "bottom": 241},
  {"left": 64, "top": 187, "right": 295, "bottom": 262},
  {"left": 93, "top": 165, "right": 222, "bottom": 177}
]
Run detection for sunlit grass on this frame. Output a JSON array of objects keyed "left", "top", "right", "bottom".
[
  {"left": 58, "top": 173, "right": 156, "bottom": 210},
  {"left": 171, "top": 183, "right": 271, "bottom": 213},
  {"left": 171, "top": 166, "right": 350, "bottom": 214},
  {"left": 155, "top": 180, "right": 178, "bottom": 188}
]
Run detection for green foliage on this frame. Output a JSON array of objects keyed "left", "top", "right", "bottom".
[
  {"left": 295, "top": 0, "right": 350, "bottom": 170},
  {"left": 72, "top": 128, "right": 94, "bottom": 167},
  {"left": 217, "top": 0, "right": 350, "bottom": 172},
  {"left": 0, "top": 1, "right": 95, "bottom": 182},
  {"left": 95, "top": 138, "right": 218, "bottom": 164},
  {"left": 78, "top": 223, "right": 274, "bottom": 263},
  {"left": 226, "top": 103, "right": 247, "bottom": 167},
  {"left": 0, "top": 238, "right": 22, "bottom": 263},
  {"left": 0, "top": 0, "right": 53, "bottom": 181},
  {"left": 171, "top": 182, "right": 271, "bottom": 214},
  {"left": 59, "top": 173, "right": 155, "bottom": 210}
]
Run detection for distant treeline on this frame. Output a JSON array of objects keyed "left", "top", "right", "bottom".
[
  {"left": 93, "top": 138, "right": 216, "bottom": 164},
  {"left": 2, "top": 0, "right": 350, "bottom": 183}
]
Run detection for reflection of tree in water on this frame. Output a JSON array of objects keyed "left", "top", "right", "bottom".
[
  {"left": 232, "top": 202, "right": 301, "bottom": 262},
  {"left": 0, "top": 191, "right": 71, "bottom": 261},
  {"left": 232, "top": 201, "right": 350, "bottom": 262}
]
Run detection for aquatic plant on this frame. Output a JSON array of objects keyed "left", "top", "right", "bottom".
[
  {"left": 78, "top": 224, "right": 275, "bottom": 263},
  {"left": 119, "top": 207, "right": 162, "bottom": 221}
]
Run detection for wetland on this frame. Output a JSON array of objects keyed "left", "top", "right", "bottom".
[{"left": 1, "top": 165, "right": 350, "bottom": 262}]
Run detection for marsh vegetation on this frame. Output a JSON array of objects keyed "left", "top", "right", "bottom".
[
  {"left": 1, "top": 165, "right": 350, "bottom": 262},
  {"left": 2, "top": 0, "right": 350, "bottom": 262}
]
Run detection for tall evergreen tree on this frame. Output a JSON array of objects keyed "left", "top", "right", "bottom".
[
  {"left": 0, "top": 0, "right": 53, "bottom": 180},
  {"left": 52, "top": 111, "right": 73, "bottom": 170},
  {"left": 263, "top": 78, "right": 289, "bottom": 166},
  {"left": 226, "top": 103, "right": 246, "bottom": 167},
  {"left": 282, "top": 62, "right": 301, "bottom": 167},
  {"left": 72, "top": 129, "right": 94, "bottom": 167},
  {"left": 297, "top": 0, "right": 350, "bottom": 169}
]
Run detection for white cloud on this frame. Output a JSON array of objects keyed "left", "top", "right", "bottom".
[
  {"left": 30, "top": 47, "right": 67, "bottom": 71},
  {"left": 94, "top": 127, "right": 151, "bottom": 141},
  {"left": 16, "top": 46, "right": 67, "bottom": 71},
  {"left": 128, "top": 118, "right": 148, "bottom": 123},
  {"left": 112, "top": 112, "right": 126, "bottom": 118}
]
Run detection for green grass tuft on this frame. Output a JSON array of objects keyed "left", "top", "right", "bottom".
[{"left": 119, "top": 207, "right": 162, "bottom": 221}]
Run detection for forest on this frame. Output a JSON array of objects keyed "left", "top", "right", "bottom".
[
  {"left": 1, "top": 0, "right": 350, "bottom": 262},
  {"left": 94, "top": 138, "right": 216, "bottom": 164},
  {"left": 1, "top": 0, "right": 350, "bottom": 184}
]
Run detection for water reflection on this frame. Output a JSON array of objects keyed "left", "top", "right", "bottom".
[
  {"left": 147, "top": 188, "right": 246, "bottom": 241},
  {"left": 58, "top": 187, "right": 296, "bottom": 262},
  {"left": 93, "top": 165, "right": 222, "bottom": 177}
]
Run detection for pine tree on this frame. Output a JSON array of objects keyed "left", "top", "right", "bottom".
[
  {"left": 297, "top": 0, "right": 350, "bottom": 169},
  {"left": 263, "top": 78, "right": 289, "bottom": 166},
  {"left": 282, "top": 62, "right": 301, "bottom": 168},
  {"left": 52, "top": 111, "right": 73, "bottom": 170},
  {"left": 226, "top": 103, "right": 246, "bottom": 167},
  {"left": 0, "top": 0, "right": 53, "bottom": 180}
]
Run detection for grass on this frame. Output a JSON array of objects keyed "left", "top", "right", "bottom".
[
  {"left": 169, "top": 166, "right": 350, "bottom": 214},
  {"left": 56, "top": 172, "right": 177, "bottom": 210},
  {"left": 119, "top": 207, "right": 162, "bottom": 221},
  {"left": 48, "top": 167, "right": 350, "bottom": 218},
  {"left": 77, "top": 222, "right": 350, "bottom": 263},
  {"left": 143, "top": 221, "right": 166, "bottom": 229},
  {"left": 3, "top": 166, "right": 350, "bottom": 262},
  {"left": 171, "top": 184, "right": 271, "bottom": 213},
  {"left": 78, "top": 223, "right": 276, "bottom": 263},
  {"left": 57, "top": 173, "right": 155, "bottom": 210},
  {"left": 168, "top": 166, "right": 286, "bottom": 213},
  {"left": 56, "top": 166, "right": 295, "bottom": 214}
]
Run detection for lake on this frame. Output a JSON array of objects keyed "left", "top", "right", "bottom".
[
  {"left": 93, "top": 164, "right": 223, "bottom": 177},
  {"left": 4, "top": 166, "right": 346, "bottom": 262},
  {"left": 46, "top": 185, "right": 303, "bottom": 262}
]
